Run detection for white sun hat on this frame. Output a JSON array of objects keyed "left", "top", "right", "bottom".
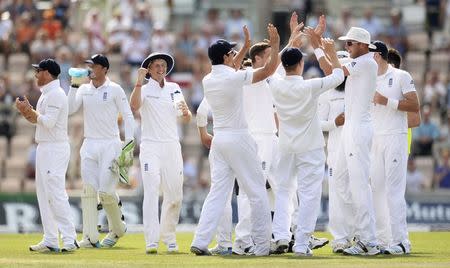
[{"left": 338, "top": 27, "right": 376, "bottom": 49}]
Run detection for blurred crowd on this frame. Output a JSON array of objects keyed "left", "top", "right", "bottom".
[{"left": 0, "top": 0, "right": 450, "bottom": 195}]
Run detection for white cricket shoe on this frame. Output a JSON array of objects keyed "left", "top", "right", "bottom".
[
  {"left": 271, "top": 239, "right": 289, "bottom": 254},
  {"left": 209, "top": 244, "right": 232, "bottom": 255},
  {"left": 343, "top": 241, "right": 381, "bottom": 256},
  {"left": 146, "top": 243, "right": 158, "bottom": 254},
  {"left": 29, "top": 241, "right": 59, "bottom": 252},
  {"left": 101, "top": 232, "right": 120, "bottom": 248},
  {"left": 232, "top": 244, "right": 255, "bottom": 255},
  {"left": 78, "top": 237, "right": 101, "bottom": 248},
  {"left": 294, "top": 247, "right": 313, "bottom": 257},
  {"left": 309, "top": 236, "right": 329, "bottom": 250},
  {"left": 331, "top": 239, "right": 352, "bottom": 253},
  {"left": 61, "top": 241, "right": 79, "bottom": 252},
  {"left": 167, "top": 243, "right": 179, "bottom": 253},
  {"left": 384, "top": 242, "right": 411, "bottom": 255}
]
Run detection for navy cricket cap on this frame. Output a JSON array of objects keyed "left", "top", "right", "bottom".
[
  {"left": 369, "top": 40, "right": 388, "bottom": 59},
  {"left": 281, "top": 47, "right": 304, "bottom": 68},
  {"left": 32, "top": 58, "right": 61, "bottom": 77},
  {"left": 208, "top": 39, "right": 237, "bottom": 64},
  {"left": 85, "top": 54, "right": 110, "bottom": 69}
]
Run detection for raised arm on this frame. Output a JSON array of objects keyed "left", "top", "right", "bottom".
[
  {"left": 130, "top": 68, "right": 147, "bottom": 113},
  {"left": 252, "top": 24, "right": 280, "bottom": 84},
  {"left": 232, "top": 26, "right": 251, "bottom": 71}
]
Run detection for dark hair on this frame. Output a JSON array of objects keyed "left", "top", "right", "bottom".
[
  {"left": 283, "top": 63, "right": 299, "bottom": 72},
  {"left": 242, "top": 58, "right": 252, "bottom": 67},
  {"left": 249, "top": 42, "right": 271, "bottom": 63},
  {"left": 387, "top": 48, "right": 402, "bottom": 68}
]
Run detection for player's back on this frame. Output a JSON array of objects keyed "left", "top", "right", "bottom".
[{"left": 202, "top": 65, "right": 253, "bottom": 131}]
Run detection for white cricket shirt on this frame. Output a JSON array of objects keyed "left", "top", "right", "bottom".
[
  {"left": 372, "top": 65, "right": 416, "bottom": 135},
  {"left": 343, "top": 52, "right": 377, "bottom": 126},
  {"left": 68, "top": 78, "right": 134, "bottom": 141},
  {"left": 243, "top": 79, "right": 277, "bottom": 135},
  {"left": 196, "top": 97, "right": 210, "bottom": 128},
  {"left": 139, "top": 78, "right": 185, "bottom": 142},
  {"left": 269, "top": 68, "right": 344, "bottom": 153},
  {"left": 202, "top": 65, "right": 253, "bottom": 131},
  {"left": 35, "top": 80, "right": 69, "bottom": 143},
  {"left": 318, "top": 88, "right": 345, "bottom": 153}
]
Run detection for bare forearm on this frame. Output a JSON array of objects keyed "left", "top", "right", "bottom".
[{"left": 129, "top": 86, "right": 142, "bottom": 112}]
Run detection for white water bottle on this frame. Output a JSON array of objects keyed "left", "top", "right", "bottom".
[{"left": 173, "top": 91, "right": 184, "bottom": 117}]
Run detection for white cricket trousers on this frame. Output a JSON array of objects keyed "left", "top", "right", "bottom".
[
  {"left": 272, "top": 148, "right": 325, "bottom": 252},
  {"left": 370, "top": 133, "right": 409, "bottom": 247},
  {"left": 333, "top": 123, "right": 377, "bottom": 244},
  {"left": 140, "top": 141, "right": 184, "bottom": 246},
  {"left": 36, "top": 142, "right": 76, "bottom": 247},
  {"left": 192, "top": 130, "right": 271, "bottom": 256},
  {"left": 327, "top": 150, "right": 354, "bottom": 243},
  {"left": 234, "top": 133, "right": 279, "bottom": 248},
  {"left": 80, "top": 138, "right": 122, "bottom": 193}
]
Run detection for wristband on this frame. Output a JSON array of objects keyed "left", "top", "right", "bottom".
[
  {"left": 314, "top": 48, "right": 325, "bottom": 59},
  {"left": 387, "top": 98, "right": 399, "bottom": 110}
]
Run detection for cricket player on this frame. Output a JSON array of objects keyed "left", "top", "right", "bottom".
[
  {"left": 269, "top": 37, "right": 344, "bottom": 256},
  {"left": 369, "top": 41, "right": 420, "bottom": 254},
  {"left": 129, "top": 52, "right": 192, "bottom": 254},
  {"left": 306, "top": 22, "right": 381, "bottom": 255},
  {"left": 68, "top": 54, "right": 135, "bottom": 248},
  {"left": 317, "top": 51, "right": 354, "bottom": 253},
  {"left": 190, "top": 24, "right": 280, "bottom": 256},
  {"left": 16, "top": 59, "right": 78, "bottom": 252}
]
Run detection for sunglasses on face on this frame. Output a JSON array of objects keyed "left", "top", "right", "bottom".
[
  {"left": 35, "top": 68, "right": 44, "bottom": 73},
  {"left": 346, "top": 41, "right": 360, "bottom": 47}
]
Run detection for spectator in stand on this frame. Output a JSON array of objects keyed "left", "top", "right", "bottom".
[
  {"left": 52, "top": 0, "right": 70, "bottom": 28},
  {"left": 0, "top": 75, "right": 17, "bottom": 157},
  {"left": 15, "top": 12, "right": 36, "bottom": 63},
  {"left": 0, "top": 11, "right": 13, "bottom": 70},
  {"left": 150, "top": 22, "right": 175, "bottom": 54},
  {"left": 225, "top": 9, "right": 252, "bottom": 40},
  {"left": 174, "top": 21, "right": 196, "bottom": 72},
  {"left": 190, "top": 67, "right": 205, "bottom": 113},
  {"left": 30, "top": 30, "right": 56, "bottom": 63},
  {"left": 106, "top": 10, "right": 131, "bottom": 53},
  {"left": 195, "top": 25, "right": 220, "bottom": 52},
  {"left": 55, "top": 46, "right": 73, "bottom": 93},
  {"left": 332, "top": 7, "right": 356, "bottom": 39},
  {"left": 17, "top": 0, "right": 39, "bottom": 23},
  {"left": 412, "top": 106, "right": 440, "bottom": 156},
  {"left": 76, "top": 30, "right": 106, "bottom": 56},
  {"left": 121, "top": 28, "right": 149, "bottom": 68},
  {"left": 385, "top": 8, "right": 409, "bottom": 57},
  {"left": 133, "top": 4, "right": 153, "bottom": 42},
  {"left": 19, "top": 75, "right": 40, "bottom": 109},
  {"left": 423, "top": 70, "right": 447, "bottom": 121},
  {"left": 40, "top": 9, "right": 63, "bottom": 40},
  {"left": 406, "top": 156, "right": 427, "bottom": 194},
  {"left": 433, "top": 149, "right": 450, "bottom": 189},
  {"left": 119, "top": 0, "right": 137, "bottom": 27},
  {"left": 359, "top": 7, "right": 383, "bottom": 41},
  {"left": 204, "top": 8, "right": 225, "bottom": 36},
  {"left": 83, "top": 9, "right": 105, "bottom": 48}
]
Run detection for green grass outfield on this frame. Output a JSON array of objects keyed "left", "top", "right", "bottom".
[{"left": 1, "top": 232, "right": 449, "bottom": 268}]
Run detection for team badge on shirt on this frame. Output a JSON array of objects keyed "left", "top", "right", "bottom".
[
  {"left": 144, "top": 163, "right": 149, "bottom": 171},
  {"left": 388, "top": 78, "right": 393, "bottom": 87},
  {"left": 103, "top": 92, "right": 108, "bottom": 101},
  {"left": 351, "top": 62, "right": 356, "bottom": 67}
]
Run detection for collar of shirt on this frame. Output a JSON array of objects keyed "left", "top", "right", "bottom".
[
  {"left": 40, "top": 79, "right": 61, "bottom": 94},
  {"left": 89, "top": 77, "right": 111, "bottom": 90},
  {"left": 211, "top": 64, "right": 236, "bottom": 74},
  {"left": 378, "top": 64, "right": 395, "bottom": 79},
  {"left": 147, "top": 77, "right": 167, "bottom": 90}
]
